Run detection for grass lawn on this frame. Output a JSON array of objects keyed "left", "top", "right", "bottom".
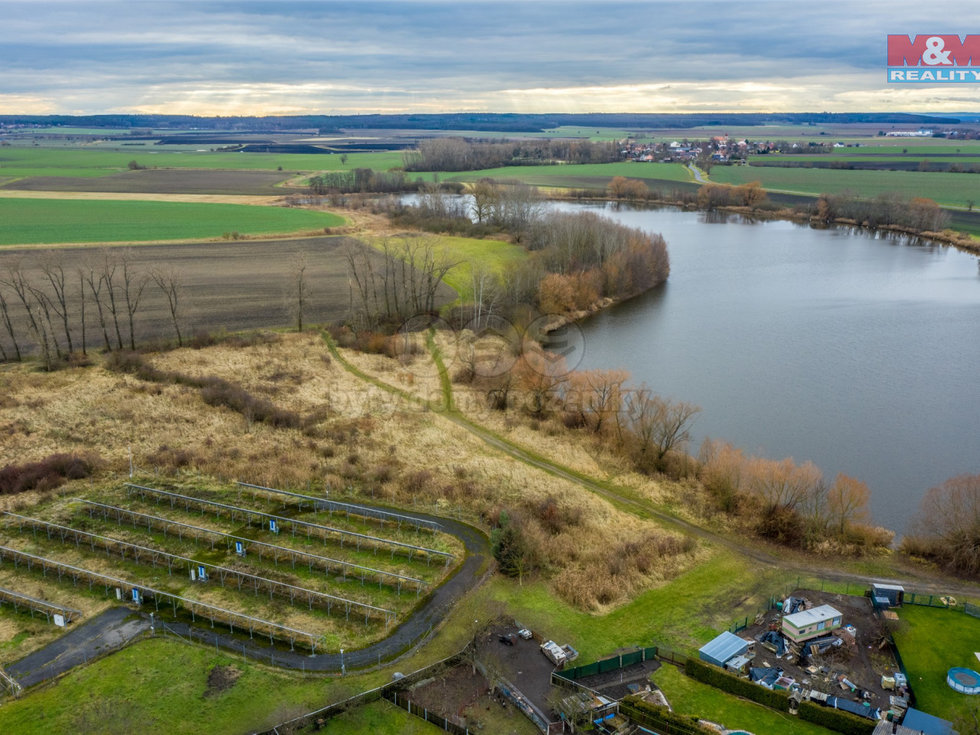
[
  {"left": 652, "top": 664, "right": 835, "bottom": 735},
  {"left": 0, "top": 198, "right": 345, "bottom": 245},
  {"left": 316, "top": 698, "right": 442, "bottom": 734},
  {"left": 0, "top": 636, "right": 358, "bottom": 735},
  {"left": 709, "top": 165, "right": 979, "bottom": 208},
  {"left": 892, "top": 605, "right": 980, "bottom": 726}
]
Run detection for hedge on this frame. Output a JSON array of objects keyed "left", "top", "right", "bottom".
[
  {"left": 798, "top": 700, "right": 876, "bottom": 735},
  {"left": 620, "top": 697, "right": 717, "bottom": 735},
  {"left": 684, "top": 657, "right": 791, "bottom": 712}
]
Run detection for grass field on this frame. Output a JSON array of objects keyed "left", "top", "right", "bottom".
[
  {"left": 892, "top": 605, "right": 980, "bottom": 727},
  {"left": 444, "top": 161, "right": 693, "bottom": 185},
  {"left": 0, "top": 147, "right": 404, "bottom": 178},
  {"left": 317, "top": 699, "right": 442, "bottom": 734},
  {"left": 709, "top": 165, "right": 979, "bottom": 208},
  {"left": 0, "top": 197, "right": 345, "bottom": 245},
  {"left": 651, "top": 664, "right": 834, "bottom": 735},
  {"left": 0, "top": 637, "right": 338, "bottom": 735}
]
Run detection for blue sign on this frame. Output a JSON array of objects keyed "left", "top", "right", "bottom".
[
  {"left": 132, "top": 588, "right": 141, "bottom": 604},
  {"left": 269, "top": 519, "right": 279, "bottom": 534},
  {"left": 198, "top": 565, "right": 207, "bottom": 581},
  {"left": 235, "top": 541, "right": 245, "bottom": 556}
]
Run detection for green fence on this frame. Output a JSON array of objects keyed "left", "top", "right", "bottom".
[{"left": 557, "top": 646, "right": 658, "bottom": 681}]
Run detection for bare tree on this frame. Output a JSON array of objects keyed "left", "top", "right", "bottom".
[
  {"left": 623, "top": 387, "right": 700, "bottom": 470},
  {"left": 0, "top": 280, "right": 22, "bottom": 361},
  {"left": 344, "top": 238, "right": 456, "bottom": 325},
  {"left": 82, "top": 261, "right": 112, "bottom": 351},
  {"left": 291, "top": 252, "right": 308, "bottom": 332},
  {"left": 3, "top": 265, "right": 56, "bottom": 370},
  {"left": 825, "top": 473, "right": 870, "bottom": 537},
  {"left": 151, "top": 266, "right": 184, "bottom": 347},
  {"left": 39, "top": 251, "right": 75, "bottom": 354},
  {"left": 120, "top": 251, "right": 148, "bottom": 350}
]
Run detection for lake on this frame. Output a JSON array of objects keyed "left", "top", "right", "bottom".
[{"left": 553, "top": 202, "right": 980, "bottom": 534}]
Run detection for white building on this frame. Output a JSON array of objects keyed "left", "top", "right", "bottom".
[{"left": 782, "top": 604, "right": 843, "bottom": 643}]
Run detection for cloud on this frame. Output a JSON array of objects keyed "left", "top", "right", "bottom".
[{"left": 0, "top": 0, "right": 976, "bottom": 115}]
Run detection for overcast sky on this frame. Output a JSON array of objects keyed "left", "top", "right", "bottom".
[{"left": 2, "top": 0, "right": 977, "bottom": 116}]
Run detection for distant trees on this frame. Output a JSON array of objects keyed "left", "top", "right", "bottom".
[
  {"left": 607, "top": 176, "right": 650, "bottom": 200},
  {"left": 815, "top": 191, "right": 949, "bottom": 232},
  {"left": 308, "top": 168, "right": 409, "bottom": 195},
  {"left": 697, "top": 181, "right": 769, "bottom": 210},
  {"left": 402, "top": 137, "right": 618, "bottom": 172}
]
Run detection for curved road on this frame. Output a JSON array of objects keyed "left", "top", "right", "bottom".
[
  {"left": 6, "top": 507, "right": 489, "bottom": 684},
  {"left": 9, "top": 335, "right": 979, "bottom": 689}
]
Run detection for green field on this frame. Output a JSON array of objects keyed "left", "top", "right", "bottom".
[
  {"left": 444, "top": 161, "right": 693, "bottom": 186},
  {"left": 652, "top": 665, "right": 834, "bottom": 735},
  {"left": 0, "top": 637, "right": 339, "bottom": 735},
  {"left": 709, "top": 165, "right": 979, "bottom": 208},
  {"left": 0, "top": 198, "right": 345, "bottom": 245},
  {"left": 317, "top": 699, "right": 441, "bottom": 734},
  {"left": 0, "top": 147, "right": 405, "bottom": 179},
  {"left": 892, "top": 605, "right": 980, "bottom": 727}
]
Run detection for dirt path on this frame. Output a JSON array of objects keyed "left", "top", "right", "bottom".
[
  {"left": 0, "top": 190, "right": 282, "bottom": 206},
  {"left": 329, "top": 333, "right": 980, "bottom": 600}
]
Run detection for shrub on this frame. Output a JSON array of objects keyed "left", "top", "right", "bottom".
[
  {"left": 0, "top": 452, "right": 102, "bottom": 495},
  {"left": 619, "top": 697, "right": 717, "bottom": 735},
  {"left": 797, "top": 700, "right": 875, "bottom": 735},
  {"left": 684, "top": 657, "right": 791, "bottom": 712}
]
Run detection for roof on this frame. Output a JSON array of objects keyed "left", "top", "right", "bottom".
[
  {"left": 873, "top": 583, "right": 906, "bottom": 592},
  {"left": 903, "top": 707, "right": 956, "bottom": 735},
  {"left": 699, "top": 631, "right": 749, "bottom": 665},
  {"left": 783, "top": 604, "right": 842, "bottom": 629}
]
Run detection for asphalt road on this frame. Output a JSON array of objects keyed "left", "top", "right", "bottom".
[{"left": 6, "top": 606, "right": 149, "bottom": 689}]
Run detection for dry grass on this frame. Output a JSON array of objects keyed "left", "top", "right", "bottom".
[{"left": 0, "top": 331, "right": 701, "bottom": 613}]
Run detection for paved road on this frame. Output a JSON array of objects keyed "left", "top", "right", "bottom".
[
  {"left": 6, "top": 606, "right": 149, "bottom": 689},
  {"left": 688, "top": 163, "right": 708, "bottom": 182}
]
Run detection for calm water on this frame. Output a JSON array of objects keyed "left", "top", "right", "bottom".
[{"left": 552, "top": 202, "right": 980, "bottom": 534}]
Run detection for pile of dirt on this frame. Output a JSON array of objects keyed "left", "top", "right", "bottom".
[{"left": 203, "top": 664, "right": 242, "bottom": 698}]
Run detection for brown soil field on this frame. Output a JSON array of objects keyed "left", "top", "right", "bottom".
[
  {"left": 0, "top": 189, "right": 280, "bottom": 205},
  {"left": 0, "top": 235, "right": 454, "bottom": 352},
  {"left": 1, "top": 169, "right": 297, "bottom": 196}
]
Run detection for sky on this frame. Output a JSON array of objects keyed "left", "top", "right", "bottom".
[{"left": 1, "top": 0, "right": 978, "bottom": 116}]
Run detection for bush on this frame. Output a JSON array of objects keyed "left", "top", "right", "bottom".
[
  {"left": 619, "top": 697, "right": 717, "bottom": 735},
  {"left": 684, "top": 657, "right": 791, "bottom": 712},
  {"left": 797, "top": 700, "right": 875, "bottom": 735},
  {"left": 0, "top": 452, "right": 102, "bottom": 495}
]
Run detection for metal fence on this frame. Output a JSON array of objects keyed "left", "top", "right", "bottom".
[
  {"left": 386, "top": 690, "right": 473, "bottom": 734},
  {"left": 556, "top": 646, "right": 659, "bottom": 681}
]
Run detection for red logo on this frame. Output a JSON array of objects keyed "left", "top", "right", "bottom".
[{"left": 888, "top": 35, "right": 980, "bottom": 66}]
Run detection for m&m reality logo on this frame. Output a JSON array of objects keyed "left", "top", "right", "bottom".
[{"left": 887, "top": 35, "right": 980, "bottom": 82}]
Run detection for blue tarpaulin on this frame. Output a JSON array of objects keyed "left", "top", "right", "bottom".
[
  {"left": 699, "top": 631, "right": 749, "bottom": 668},
  {"left": 903, "top": 707, "right": 955, "bottom": 735}
]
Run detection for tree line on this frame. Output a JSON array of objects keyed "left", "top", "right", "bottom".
[
  {"left": 402, "top": 137, "right": 619, "bottom": 172},
  {"left": 814, "top": 191, "right": 949, "bottom": 232},
  {"left": 0, "top": 250, "right": 185, "bottom": 369}
]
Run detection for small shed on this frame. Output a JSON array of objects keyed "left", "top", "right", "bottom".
[
  {"left": 699, "top": 631, "right": 749, "bottom": 668},
  {"left": 872, "top": 583, "right": 906, "bottom": 608},
  {"left": 902, "top": 707, "right": 957, "bottom": 735},
  {"left": 782, "top": 604, "right": 843, "bottom": 643}
]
